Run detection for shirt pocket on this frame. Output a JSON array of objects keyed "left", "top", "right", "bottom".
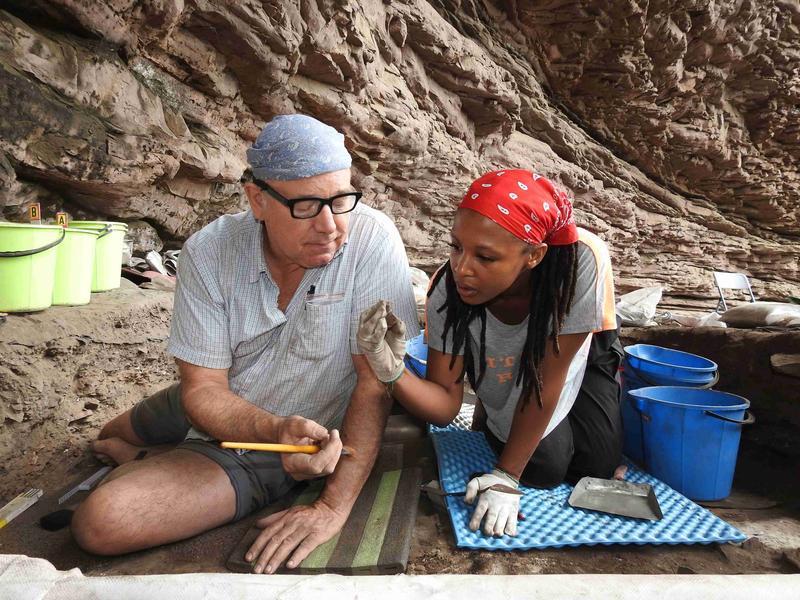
[{"left": 288, "top": 300, "right": 350, "bottom": 361}]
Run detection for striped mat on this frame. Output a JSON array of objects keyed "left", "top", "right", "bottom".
[{"left": 226, "top": 443, "right": 421, "bottom": 575}]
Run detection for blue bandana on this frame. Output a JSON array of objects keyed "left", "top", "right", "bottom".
[{"left": 246, "top": 114, "right": 352, "bottom": 181}]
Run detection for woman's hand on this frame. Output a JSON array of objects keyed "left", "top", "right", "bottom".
[
  {"left": 356, "top": 300, "right": 407, "bottom": 383},
  {"left": 464, "top": 469, "right": 523, "bottom": 537}
]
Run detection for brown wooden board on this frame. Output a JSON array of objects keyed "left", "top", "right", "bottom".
[
  {"left": 226, "top": 444, "right": 421, "bottom": 575},
  {"left": 383, "top": 413, "right": 427, "bottom": 443}
]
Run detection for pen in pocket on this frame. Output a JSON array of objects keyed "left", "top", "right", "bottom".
[{"left": 305, "top": 290, "right": 345, "bottom": 306}]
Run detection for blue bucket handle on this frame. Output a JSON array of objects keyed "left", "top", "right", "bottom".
[
  {"left": 626, "top": 360, "right": 719, "bottom": 389},
  {"left": 704, "top": 410, "right": 755, "bottom": 426},
  {"left": 0, "top": 227, "right": 65, "bottom": 257},
  {"left": 630, "top": 394, "right": 646, "bottom": 413},
  {"left": 628, "top": 394, "right": 653, "bottom": 423}
]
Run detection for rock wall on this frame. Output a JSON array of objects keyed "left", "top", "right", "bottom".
[{"left": 1, "top": 0, "right": 798, "bottom": 300}]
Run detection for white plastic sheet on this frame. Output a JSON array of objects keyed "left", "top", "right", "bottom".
[
  {"left": 1, "top": 554, "right": 799, "bottom": 600},
  {"left": 615, "top": 286, "right": 663, "bottom": 327}
]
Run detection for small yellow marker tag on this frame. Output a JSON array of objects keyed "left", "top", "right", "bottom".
[
  {"left": 56, "top": 212, "right": 69, "bottom": 227},
  {"left": 28, "top": 203, "right": 41, "bottom": 225}
]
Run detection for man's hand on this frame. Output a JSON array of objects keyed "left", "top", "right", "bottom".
[
  {"left": 464, "top": 469, "right": 523, "bottom": 537},
  {"left": 275, "top": 416, "right": 342, "bottom": 481},
  {"left": 356, "top": 300, "right": 407, "bottom": 383},
  {"left": 246, "top": 499, "right": 348, "bottom": 574}
]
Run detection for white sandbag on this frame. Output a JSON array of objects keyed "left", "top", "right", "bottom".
[
  {"left": 615, "top": 286, "right": 663, "bottom": 326},
  {"left": 695, "top": 311, "right": 728, "bottom": 328},
  {"left": 719, "top": 302, "right": 800, "bottom": 328}
]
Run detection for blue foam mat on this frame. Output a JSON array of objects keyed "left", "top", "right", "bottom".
[{"left": 430, "top": 426, "right": 747, "bottom": 550}]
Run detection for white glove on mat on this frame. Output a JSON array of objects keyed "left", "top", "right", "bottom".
[{"left": 465, "top": 468, "right": 522, "bottom": 537}]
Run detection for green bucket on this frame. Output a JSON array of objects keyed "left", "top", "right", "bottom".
[
  {"left": 69, "top": 221, "right": 128, "bottom": 292},
  {"left": 0, "top": 222, "right": 66, "bottom": 312},
  {"left": 52, "top": 227, "right": 100, "bottom": 306}
]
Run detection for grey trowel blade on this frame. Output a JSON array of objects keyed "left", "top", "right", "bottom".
[{"left": 568, "top": 477, "right": 663, "bottom": 521}]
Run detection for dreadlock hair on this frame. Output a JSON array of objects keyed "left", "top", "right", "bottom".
[{"left": 428, "top": 243, "right": 579, "bottom": 409}]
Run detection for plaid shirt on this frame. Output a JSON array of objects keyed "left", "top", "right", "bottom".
[{"left": 167, "top": 204, "right": 419, "bottom": 438}]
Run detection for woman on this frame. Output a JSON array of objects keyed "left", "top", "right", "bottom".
[{"left": 357, "top": 169, "right": 623, "bottom": 538}]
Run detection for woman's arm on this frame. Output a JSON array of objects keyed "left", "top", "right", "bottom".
[
  {"left": 496, "top": 331, "right": 589, "bottom": 478},
  {"left": 390, "top": 348, "right": 465, "bottom": 426},
  {"left": 356, "top": 299, "right": 464, "bottom": 426}
]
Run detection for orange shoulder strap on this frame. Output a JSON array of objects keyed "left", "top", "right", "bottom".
[{"left": 577, "top": 228, "right": 617, "bottom": 332}]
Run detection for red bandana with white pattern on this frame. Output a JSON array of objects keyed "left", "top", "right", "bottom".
[{"left": 458, "top": 169, "right": 579, "bottom": 246}]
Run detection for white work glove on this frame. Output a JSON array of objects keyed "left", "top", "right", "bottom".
[
  {"left": 465, "top": 468, "right": 523, "bottom": 537},
  {"left": 356, "top": 300, "right": 407, "bottom": 383}
]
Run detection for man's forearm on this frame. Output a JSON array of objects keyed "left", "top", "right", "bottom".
[
  {"left": 177, "top": 360, "right": 280, "bottom": 442},
  {"left": 318, "top": 356, "right": 390, "bottom": 516},
  {"left": 181, "top": 380, "right": 281, "bottom": 442}
]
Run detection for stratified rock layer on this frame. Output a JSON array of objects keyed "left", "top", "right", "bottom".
[{"left": 1, "top": 0, "right": 798, "bottom": 300}]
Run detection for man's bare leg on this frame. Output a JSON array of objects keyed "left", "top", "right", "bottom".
[
  {"left": 98, "top": 407, "right": 143, "bottom": 443},
  {"left": 92, "top": 407, "right": 177, "bottom": 466},
  {"left": 72, "top": 449, "right": 236, "bottom": 555},
  {"left": 92, "top": 437, "right": 175, "bottom": 466},
  {"left": 91, "top": 407, "right": 148, "bottom": 465},
  {"left": 93, "top": 385, "right": 185, "bottom": 465}
]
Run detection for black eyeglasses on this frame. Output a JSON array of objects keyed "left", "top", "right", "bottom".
[{"left": 254, "top": 180, "right": 362, "bottom": 219}]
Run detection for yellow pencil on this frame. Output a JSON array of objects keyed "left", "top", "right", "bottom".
[{"left": 220, "top": 442, "right": 353, "bottom": 456}]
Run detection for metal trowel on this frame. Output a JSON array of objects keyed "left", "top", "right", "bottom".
[{"left": 568, "top": 477, "right": 663, "bottom": 521}]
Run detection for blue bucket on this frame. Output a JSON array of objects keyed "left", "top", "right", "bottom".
[
  {"left": 621, "top": 344, "right": 718, "bottom": 465},
  {"left": 627, "top": 387, "right": 754, "bottom": 501},
  {"left": 405, "top": 332, "right": 427, "bottom": 378},
  {"left": 624, "top": 344, "right": 718, "bottom": 386}
]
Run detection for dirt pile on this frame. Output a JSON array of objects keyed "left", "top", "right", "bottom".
[{"left": 0, "top": 283, "right": 176, "bottom": 498}]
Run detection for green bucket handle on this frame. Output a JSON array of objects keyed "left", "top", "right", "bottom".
[
  {"left": 0, "top": 227, "right": 66, "bottom": 258},
  {"left": 704, "top": 410, "right": 755, "bottom": 426},
  {"left": 95, "top": 224, "right": 114, "bottom": 240}
]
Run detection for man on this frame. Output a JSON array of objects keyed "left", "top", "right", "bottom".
[{"left": 71, "top": 114, "right": 419, "bottom": 574}]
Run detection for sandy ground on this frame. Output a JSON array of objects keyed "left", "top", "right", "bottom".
[
  {"left": 1, "top": 287, "right": 798, "bottom": 576},
  {"left": 0, "top": 426, "right": 798, "bottom": 577}
]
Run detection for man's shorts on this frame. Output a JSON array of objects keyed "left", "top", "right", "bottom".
[
  {"left": 130, "top": 383, "right": 191, "bottom": 445},
  {"left": 130, "top": 384, "right": 297, "bottom": 521}
]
